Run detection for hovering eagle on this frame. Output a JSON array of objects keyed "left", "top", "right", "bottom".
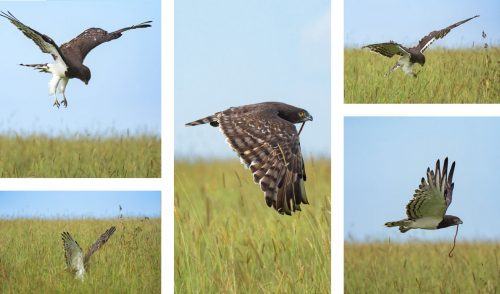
[
  {"left": 363, "top": 15, "right": 479, "bottom": 77},
  {"left": 385, "top": 158, "right": 462, "bottom": 233},
  {"left": 186, "top": 102, "right": 313, "bottom": 215},
  {"left": 0, "top": 11, "right": 152, "bottom": 108},
  {"left": 61, "top": 226, "right": 116, "bottom": 280}
]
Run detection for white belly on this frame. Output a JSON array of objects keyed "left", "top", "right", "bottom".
[
  {"left": 47, "top": 62, "right": 69, "bottom": 95},
  {"left": 399, "top": 56, "right": 414, "bottom": 75},
  {"left": 409, "top": 216, "right": 442, "bottom": 229}
]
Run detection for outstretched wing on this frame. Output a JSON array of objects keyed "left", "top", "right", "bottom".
[
  {"left": 217, "top": 107, "right": 308, "bottom": 215},
  {"left": 415, "top": 15, "right": 479, "bottom": 53},
  {"left": 406, "top": 158, "right": 455, "bottom": 219},
  {"left": 0, "top": 11, "right": 67, "bottom": 65},
  {"left": 83, "top": 226, "right": 116, "bottom": 267},
  {"left": 362, "top": 41, "right": 410, "bottom": 58},
  {"left": 60, "top": 21, "right": 152, "bottom": 63},
  {"left": 61, "top": 232, "right": 84, "bottom": 272}
]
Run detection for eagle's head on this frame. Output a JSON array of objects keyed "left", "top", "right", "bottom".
[
  {"left": 283, "top": 108, "right": 313, "bottom": 124},
  {"left": 438, "top": 215, "right": 463, "bottom": 229},
  {"left": 416, "top": 54, "right": 425, "bottom": 66},
  {"left": 452, "top": 216, "right": 463, "bottom": 225},
  {"left": 275, "top": 103, "right": 313, "bottom": 124},
  {"left": 296, "top": 109, "right": 313, "bottom": 123},
  {"left": 79, "top": 65, "right": 91, "bottom": 85}
]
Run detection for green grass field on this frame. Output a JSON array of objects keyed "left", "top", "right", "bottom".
[
  {"left": 175, "top": 159, "right": 331, "bottom": 293},
  {"left": 345, "top": 242, "right": 500, "bottom": 293},
  {"left": 0, "top": 218, "right": 160, "bottom": 293},
  {"left": 0, "top": 135, "right": 160, "bottom": 177},
  {"left": 345, "top": 48, "right": 499, "bottom": 103}
]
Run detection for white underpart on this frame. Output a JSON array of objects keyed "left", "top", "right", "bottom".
[
  {"left": 407, "top": 216, "right": 442, "bottom": 230},
  {"left": 58, "top": 77, "right": 69, "bottom": 94},
  {"left": 69, "top": 248, "right": 86, "bottom": 280},
  {"left": 399, "top": 55, "right": 414, "bottom": 75},
  {"left": 47, "top": 61, "right": 68, "bottom": 96}
]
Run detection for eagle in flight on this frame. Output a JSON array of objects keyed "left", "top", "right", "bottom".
[
  {"left": 363, "top": 15, "right": 479, "bottom": 77},
  {"left": 0, "top": 11, "right": 151, "bottom": 108},
  {"left": 385, "top": 158, "right": 462, "bottom": 233},
  {"left": 61, "top": 226, "right": 116, "bottom": 280},
  {"left": 186, "top": 102, "right": 313, "bottom": 215}
]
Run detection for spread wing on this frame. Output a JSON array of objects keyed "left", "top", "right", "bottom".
[
  {"left": 406, "top": 158, "right": 455, "bottom": 219},
  {"left": 60, "top": 21, "right": 152, "bottom": 64},
  {"left": 83, "top": 226, "right": 116, "bottom": 267},
  {"left": 415, "top": 15, "right": 479, "bottom": 53},
  {"left": 362, "top": 41, "right": 410, "bottom": 58},
  {"left": 0, "top": 11, "right": 67, "bottom": 65},
  {"left": 217, "top": 107, "right": 308, "bottom": 215},
  {"left": 61, "top": 232, "right": 84, "bottom": 272}
]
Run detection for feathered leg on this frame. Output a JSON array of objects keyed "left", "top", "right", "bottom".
[
  {"left": 59, "top": 78, "right": 69, "bottom": 108},
  {"left": 49, "top": 75, "right": 61, "bottom": 108}
]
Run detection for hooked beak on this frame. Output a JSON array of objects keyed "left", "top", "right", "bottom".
[
  {"left": 85, "top": 80, "right": 89, "bottom": 85},
  {"left": 306, "top": 115, "right": 313, "bottom": 122},
  {"left": 458, "top": 220, "right": 463, "bottom": 225}
]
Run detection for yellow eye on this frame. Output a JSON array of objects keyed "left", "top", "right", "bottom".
[{"left": 299, "top": 111, "right": 305, "bottom": 117}]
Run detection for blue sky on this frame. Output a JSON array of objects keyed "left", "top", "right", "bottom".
[
  {"left": 345, "top": 0, "right": 500, "bottom": 48},
  {"left": 0, "top": 0, "right": 160, "bottom": 137},
  {"left": 345, "top": 117, "right": 500, "bottom": 242},
  {"left": 175, "top": 0, "right": 330, "bottom": 159},
  {"left": 0, "top": 191, "right": 160, "bottom": 219}
]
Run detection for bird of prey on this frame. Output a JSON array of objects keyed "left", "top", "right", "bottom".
[
  {"left": 61, "top": 226, "right": 116, "bottom": 280},
  {"left": 363, "top": 15, "right": 479, "bottom": 77},
  {"left": 186, "top": 102, "right": 313, "bottom": 215},
  {"left": 0, "top": 11, "right": 152, "bottom": 108},
  {"left": 385, "top": 158, "right": 462, "bottom": 233}
]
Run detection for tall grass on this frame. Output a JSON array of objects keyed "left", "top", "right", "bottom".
[
  {"left": 0, "top": 218, "right": 160, "bottom": 293},
  {"left": 344, "top": 48, "right": 499, "bottom": 103},
  {"left": 0, "top": 135, "right": 160, "bottom": 177},
  {"left": 175, "top": 159, "right": 331, "bottom": 293},
  {"left": 345, "top": 241, "right": 500, "bottom": 293}
]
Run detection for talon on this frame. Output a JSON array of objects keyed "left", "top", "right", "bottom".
[
  {"left": 61, "top": 99, "right": 68, "bottom": 108},
  {"left": 53, "top": 99, "right": 60, "bottom": 108}
]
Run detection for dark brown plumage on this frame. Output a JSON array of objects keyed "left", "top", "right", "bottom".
[
  {"left": 59, "top": 22, "right": 152, "bottom": 83},
  {"left": 363, "top": 15, "right": 479, "bottom": 77},
  {"left": 186, "top": 102, "right": 313, "bottom": 215}
]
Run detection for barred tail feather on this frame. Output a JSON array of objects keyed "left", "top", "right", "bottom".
[
  {"left": 385, "top": 220, "right": 404, "bottom": 227},
  {"left": 385, "top": 220, "right": 411, "bottom": 233},
  {"left": 20, "top": 63, "right": 50, "bottom": 73},
  {"left": 185, "top": 115, "right": 219, "bottom": 127}
]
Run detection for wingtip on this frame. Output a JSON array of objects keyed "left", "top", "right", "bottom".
[
  {"left": 139, "top": 20, "right": 153, "bottom": 27},
  {"left": 0, "top": 11, "right": 16, "bottom": 21}
]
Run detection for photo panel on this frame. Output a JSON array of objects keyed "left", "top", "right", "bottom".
[
  {"left": 174, "top": 0, "right": 331, "bottom": 292},
  {"left": 344, "top": 0, "right": 499, "bottom": 103},
  {"left": 0, "top": 191, "right": 161, "bottom": 292},
  {"left": 0, "top": 0, "right": 161, "bottom": 178},
  {"left": 344, "top": 117, "right": 500, "bottom": 293}
]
